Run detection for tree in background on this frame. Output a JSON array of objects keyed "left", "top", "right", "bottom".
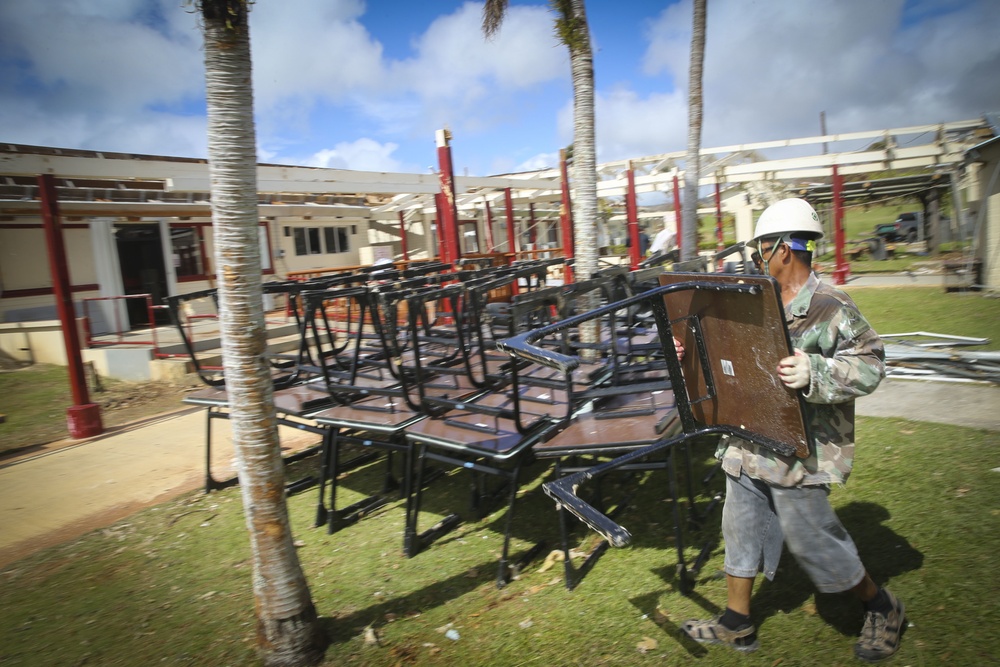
[
  {"left": 198, "top": 1, "right": 325, "bottom": 664},
  {"left": 483, "top": 0, "right": 599, "bottom": 286},
  {"left": 682, "top": 0, "right": 707, "bottom": 260}
]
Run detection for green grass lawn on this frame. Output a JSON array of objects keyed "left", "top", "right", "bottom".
[
  {"left": 0, "top": 366, "right": 190, "bottom": 455},
  {"left": 845, "top": 286, "right": 1000, "bottom": 348},
  {"left": 0, "top": 417, "right": 996, "bottom": 666},
  {"left": 1, "top": 285, "right": 997, "bottom": 665},
  {"left": 0, "top": 364, "right": 80, "bottom": 453}
]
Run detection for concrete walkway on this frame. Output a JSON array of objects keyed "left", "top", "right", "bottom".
[
  {"left": 856, "top": 378, "right": 1000, "bottom": 431},
  {"left": 3, "top": 377, "right": 997, "bottom": 571},
  {"left": 0, "top": 406, "right": 320, "bottom": 569}
]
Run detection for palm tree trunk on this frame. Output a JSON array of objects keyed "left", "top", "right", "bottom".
[
  {"left": 682, "top": 0, "right": 707, "bottom": 261},
  {"left": 482, "top": 0, "right": 598, "bottom": 342},
  {"left": 565, "top": 0, "right": 601, "bottom": 353},
  {"left": 201, "top": 3, "right": 325, "bottom": 665},
  {"left": 567, "top": 0, "right": 598, "bottom": 285}
]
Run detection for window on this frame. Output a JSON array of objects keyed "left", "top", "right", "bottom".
[
  {"left": 293, "top": 226, "right": 350, "bottom": 256},
  {"left": 323, "top": 226, "right": 350, "bottom": 254},
  {"left": 170, "top": 225, "right": 209, "bottom": 281}
]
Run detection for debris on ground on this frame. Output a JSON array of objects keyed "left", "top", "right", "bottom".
[{"left": 882, "top": 332, "right": 998, "bottom": 383}]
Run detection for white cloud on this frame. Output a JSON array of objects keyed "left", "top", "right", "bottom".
[
  {"left": 550, "top": 87, "right": 689, "bottom": 165},
  {"left": 246, "top": 1, "right": 566, "bottom": 163},
  {"left": 0, "top": 0, "right": 202, "bottom": 109},
  {"left": 0, "top": 0, "right": 204, "bottom": 153},
  {"left": 382, "top": 2, "right": 564, "bottom": 136},
  {"left": 306, "top": 137, "right": 403, "bottom": 171},
  {"left": 640, "top": 0, "right": 1000, "bottom": 149},
  {"left": 0, "top": 0, "right": 994, "bottom": 174},
  {"left": 515, "top": 151, "right": 560, "bottom": 172},
  {"left": 249, "top": 0, "right": 387, "bottom": 106}
]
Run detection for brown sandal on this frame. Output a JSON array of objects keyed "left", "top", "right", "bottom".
[{"left": 681, "top": 617, "right": 760, "bottom": 653}]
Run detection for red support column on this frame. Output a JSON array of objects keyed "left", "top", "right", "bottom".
[
  {"left": 673, "top": 173, "right": 683, "bottom": 257},
  {"left": 436, "top": 129, "right": 461, "bottom": 266},
  {"left": 397, "top": 210, "right": 409, "bottom": 261},
  {"left": 503, "top": 188, "right": 518, "bottom": 256},
  {"left": 483, "top": 198, "right": 496, "bottom": 254},
  {"left": 832, "top": 165, "right": 850, "bottom": 285},
  {"left": 559, "top": 149, "right": 574, "bottom": 283},
  {"left": 625, "top": 164, "right": 641, "bottom": 270},
  {"left": 38, "top": 174, "right": 103, "bottom": 439},
  {"left": 434, "top": 193, "right": 450, "bottom": 263}
]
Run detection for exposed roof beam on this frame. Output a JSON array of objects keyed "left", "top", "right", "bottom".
[
  {"left": 0, "top": 152, "right": 558, "bottom": 197},
  {"left": 0, "top": 200, "right": 370, "bottom": 218}
]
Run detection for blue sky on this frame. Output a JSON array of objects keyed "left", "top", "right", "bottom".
[{"left": 0, "top": 0, "right": 997, "bottom": 177}]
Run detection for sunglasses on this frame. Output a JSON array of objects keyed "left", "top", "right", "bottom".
[{"left": 750, "top": 241, "right": 781, "bottom": 267}]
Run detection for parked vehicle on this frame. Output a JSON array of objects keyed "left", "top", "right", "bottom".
[{"left": 873, "top": 211, "right": 949, "bottom": 243}]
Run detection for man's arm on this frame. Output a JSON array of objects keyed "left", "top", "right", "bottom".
[
  {"left": 778, "top": 301, "right": 885, "bottom": 403},
  {"left": 799, "top": 307, "right": 885, "bottom": 404}
]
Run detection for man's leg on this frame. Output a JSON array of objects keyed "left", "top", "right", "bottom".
[
  {"left": 726, "top": 574, "right": 754, "bottom": 615},
  {"left": 682, "top": 473, "right": 782, "bottom": 652},
  {"left": 850, "top": 573, "right": 878, "bottom": 603},
  {"left": 771, "top": 486, "right": 906, "bottom": 662}
]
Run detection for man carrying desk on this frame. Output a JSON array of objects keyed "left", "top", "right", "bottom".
[{"left": 681, "top": 198, "right": 905, "bottom": 663}]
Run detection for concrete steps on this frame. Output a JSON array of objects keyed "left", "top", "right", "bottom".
[{"left": 93, "top": 314, "right": 306, "bottom": 382}]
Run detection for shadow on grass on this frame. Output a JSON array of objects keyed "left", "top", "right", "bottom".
[
  {"left": 623, "top": 498, "right": 923, "bottom": 650},
  {"left": 630, "top": 588, "right": 712, "bottom": 658},
  {"left": 744, "top": 500, "right": 923, "bottom": 636},
  {"left": 316, "top": 556, "right": 505, "bottom": 645}
]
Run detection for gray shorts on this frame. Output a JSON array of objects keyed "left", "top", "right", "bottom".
[{"left": 721, "top": 471, "right": 866, "bottom": 593}]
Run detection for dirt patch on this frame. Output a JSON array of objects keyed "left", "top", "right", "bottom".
[
  {"left": 0, "top": 363, "right": 203, "bottom": 456},
  {"left": 91, "top": 376, "right": 202, "bottom": 426}
]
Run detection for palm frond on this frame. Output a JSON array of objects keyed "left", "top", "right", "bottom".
[
  {"left": 482, "top": 0, "right": 509, "bottom": 38},
  {"left": 550, "top": 0, "right": 588, "bottom": 52}
]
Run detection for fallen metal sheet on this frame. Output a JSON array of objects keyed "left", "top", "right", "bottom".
[
  {"left": 884, "top": 342, "right": 1000, "bottom": 384},
  {"left": 882, "top": 331, "right": 990, "bottom": 348},
  {"left": 884, "top": 345, "right": 1000, "bottom": 362}
]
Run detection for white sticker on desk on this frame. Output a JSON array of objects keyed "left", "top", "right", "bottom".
[{"left": 721, "top": 359, "right": 735, "bottom": 376}]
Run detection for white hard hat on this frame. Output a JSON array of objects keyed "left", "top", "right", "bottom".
[{"left": 750, "top": 198, "right": 824, "bottom": 247}]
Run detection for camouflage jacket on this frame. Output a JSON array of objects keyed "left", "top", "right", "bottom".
[{"left": 718, "top": 272, "right": 885, "bottom": 487}]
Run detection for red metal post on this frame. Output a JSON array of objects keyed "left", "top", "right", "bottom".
[
  {"left": 832, "top": 165, "right": 850, "bottom": 285},
  {"left": 625, "top": 165, "right": 641, "bottom": 269},
  {"left": 483, "top": 198, "right": 496, "bottom": 253},
  {"left": 559, "top": 149, "right": 574, "bottom": 282},
  {"left": 397, "top": 210, "right": 409, "bottom": 261},
  {"left": 503, "top": 188, "right": 518, "bottom": 255},
  {"left": 672, "top": 174, "right": 683, "bottom": 257},
  {"left": 714, "top": 182, "right": 724, "bottom": 253},
  {"left": 436, "top": 129, "right": 461, "bottom": 266},
  {"left": 37, "top": 174, "right": 103, "bottom": 438},
  {"left": 434, "top": 193, "right": 449, "bottom": 263}
]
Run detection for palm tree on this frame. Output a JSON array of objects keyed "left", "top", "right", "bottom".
[
  {"left": 484, "top": 0, "right": 599, "bottom": 286},
  {"left": 199, "top": 2, "right": 325, "bottom": 665},
  {"left": 682, "top": 0, "right": 707, "bottom": 261}
]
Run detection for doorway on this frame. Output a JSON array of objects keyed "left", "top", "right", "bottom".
[{"left": 114, "top": 224, "right": 169, "bottom": 328}]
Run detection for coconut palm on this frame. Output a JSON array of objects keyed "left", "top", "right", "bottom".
[
  {"left": 682, "top": 0, "right": 707, "bottom": 260},
  {"left": 484, "top": 0, "right": 598, "bottom": 286},
  {"left": 198, "top": 2, "right": 325, "bottom": 665}
]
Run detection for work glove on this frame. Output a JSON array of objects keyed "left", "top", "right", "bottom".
[{"left": 777, "top": 349, "right": 811, "bottom": 390}]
